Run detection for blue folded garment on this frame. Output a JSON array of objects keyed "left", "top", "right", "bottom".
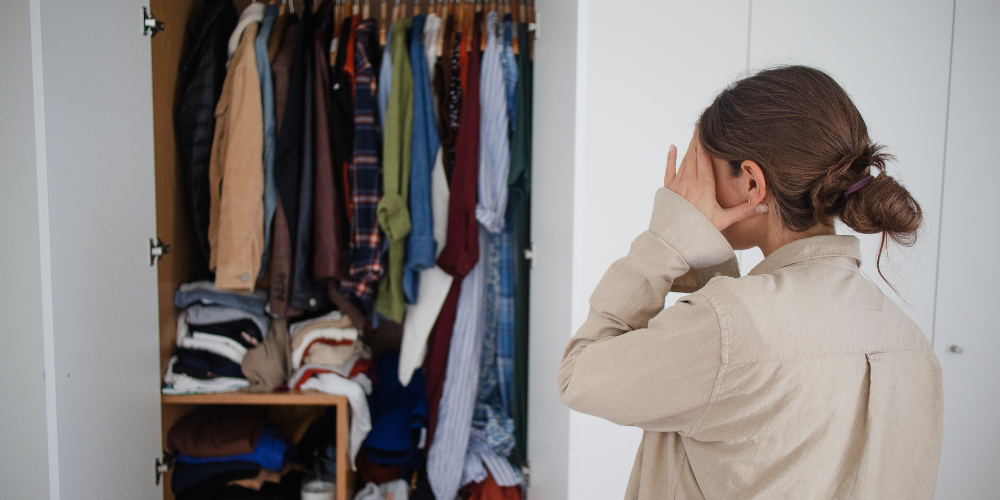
[
  {"left": 174, "top": 281, "right": 269, "bottom": 315},
  {"left": 176, "top": 428, "right": 287, "bottom": 471},
  {"left": 170, "top": 460, "right": 260, "bottom": 495}
]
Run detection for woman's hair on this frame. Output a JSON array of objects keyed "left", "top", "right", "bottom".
[{"left": 698, "top": 65, "right": 921, "bottom": 286}]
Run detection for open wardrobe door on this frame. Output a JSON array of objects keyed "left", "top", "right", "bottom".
[{"left": 32, "top": 0, "right": 162, "bottom": 497}]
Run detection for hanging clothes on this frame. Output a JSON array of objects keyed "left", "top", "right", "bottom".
[
  {"left": 271, "top": 5, "right": 308, "bottom": 316},
  {"left": 404, "top": 14, "right": 443, "bottom": 304},
  {"left": 398, "top": 148, "right": 452, "bottom": 387},
  {"left": 397, "top": 12, "right": 454, "bottom": 387},
  {"left": 457, "top": 14, "right": 520, "bottom": 489},
  {"left": 266, "top": 7, "right": 289, "bottom": 61},
  {"left": 426, "top": 15, "right": 488, "bottom": 500},
  {"left": 288, "top": 0, "right": 331, "bottom": 312},
  {"left": 208, "top": 4, "right": 265, "bottom": 292},
  {"left": 432, "top": 16, "right": 460, "bottom": 180},
  {"left": 340, "top": 19, "right": 384, "bottom": 316},
  {"left": 176, "top": 0, "right": 237, "bottom": 265},
  {"left": 375, "top": 17, "right": 415, "bottom": 323},
  {"left": 426, "top": 12, "right": 483, "bottom": 449},
  {"left": 475, "top": 11, "right": 511, "bottom": 235},
  {"left": 426, "top": 226, "right": 486, "bottom": 500},
  {"left": 312, "top": 8, "right": 349, "bottom": 284},
  {"left": 423, "top": 13, "right": 442, "bottom": 82},
  {"left": 461, "top": 228, "right": 518, "bottom": 488},
  {"left": 508, "top": 20, "right": 533, "bottom": 469},
  {"left": 376, "top": 22, "right": 395, "bottom": 127},
  {"left": 496, "top": 12, "right": 519, "bottom": 422},
  {"left": 255, "top": 4, "right": 279, "bottom": 276}
]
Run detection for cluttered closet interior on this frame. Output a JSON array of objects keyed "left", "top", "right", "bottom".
[{"left": 150, "top": 0, "right": 535, "bottom": 498}]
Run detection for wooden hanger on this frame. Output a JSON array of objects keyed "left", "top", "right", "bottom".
[
  {"left": 362, "top": 0, "right": 370, "bottom": 18},
  {"left": 379, "top": 0, "right": 388, "bottom": 44},
  {"left": 480, "top": 0, "right": 489, "bottom": 52},
  {"left": 511, "top": 0, "right": 519, "bottom": 55},
  {"left": 528, "top": 0, "right": 534, "bottom": 60},
  {"left": 435, "top": 0, "right": 448, "bottom": 56},
  {"left": 400, "top": 0, "right": 408, "bottom": 20}
]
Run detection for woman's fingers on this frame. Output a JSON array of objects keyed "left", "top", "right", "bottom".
[
  {"left": 678, "top": 132, "right": 699, "bottom": 184},
  {"left": 695, "top": 134, "right": 715, "bottom": 184},
  {"left": 663, "top": 144, "right": 677, "bottom": 188},
  {"left": 715, "top": 202, "right": 769, "bottom": 232}
]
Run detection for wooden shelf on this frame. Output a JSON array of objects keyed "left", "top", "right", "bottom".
[{"left": 161, "top": 390, "right": 349, "bottom": 406}]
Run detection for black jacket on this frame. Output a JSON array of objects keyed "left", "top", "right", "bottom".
[{"left": 175, "top": 0, "right": 237, "bottom": 263}]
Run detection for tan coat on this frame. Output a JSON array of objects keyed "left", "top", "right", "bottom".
[
  {"left": 559, "top": 188, "right": 943, "bottom": 499},
  {"left": 208, "top": 20, "right": 264, "bottom": 291}
]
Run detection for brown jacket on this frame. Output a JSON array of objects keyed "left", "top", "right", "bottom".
[
  {"left": 559, "top": 188, "right": 943, "bottom": 499},
  {"left": 208, "top": 20, "right": 264, "bottom": 291}
]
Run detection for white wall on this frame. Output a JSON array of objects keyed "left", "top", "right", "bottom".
[{"left": 0, "top": 0, "right": 50, "bottom": 497}]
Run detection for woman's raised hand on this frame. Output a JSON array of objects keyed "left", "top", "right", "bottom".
[{"left": 664, "top": 130, "right": 767, "bottom": 232}]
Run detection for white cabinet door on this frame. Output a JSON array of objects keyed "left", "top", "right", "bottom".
[
  {"left": 747, "top": 0, "right": 954, "bottom": 339},
  {"left": 34, "top": 0, "right": 162, "bottom": 498},
  {"left": 934, "top": 0, "right": 1000, "bottom": 497}
]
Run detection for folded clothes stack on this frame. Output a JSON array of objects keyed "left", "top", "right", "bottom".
[
  {"left": 284, "top": 310, "right": 374, "bottom": 469},
  {"left": 164, "top": 282, "right": 271, "bottom": 395},
  {"left": 168, "top": 407, "right": 300, "bottom": 500}
]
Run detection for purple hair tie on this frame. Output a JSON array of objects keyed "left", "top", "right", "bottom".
[{"left": 844, "top": 175, "right": 875, "bottom": 198}]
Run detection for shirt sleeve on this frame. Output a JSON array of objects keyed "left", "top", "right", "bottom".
[{"left": 558, "top": 188, "right": 737, "bottom": 434}]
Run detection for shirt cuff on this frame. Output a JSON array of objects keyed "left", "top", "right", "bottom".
[{"left": 647, "top": 188, "right": 740, "bottom": 292}]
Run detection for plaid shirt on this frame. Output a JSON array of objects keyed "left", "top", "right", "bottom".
[{"left": 340, "top": 21, "right": 384, "bottom": 314}]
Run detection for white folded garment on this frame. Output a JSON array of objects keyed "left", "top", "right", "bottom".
[
  {"left": 179, "top": 333, "right": 248, "bottom": 364},
  {"left": 353, "top": 479, "right": 409, "bottom": 500},
  {"left": 162, "top": 357, "right": 248, "bottom": 395},
  {"left": 291, "top": 326, "right": 359, "bottom": 370},
  {"left": 300, "top": 373, "right": 371, "bottom": 470}
]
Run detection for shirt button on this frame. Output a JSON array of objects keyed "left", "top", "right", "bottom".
[
  {"left": 241, "top": 274, "right": 249, "bottom": 282},
  {"left": 309, "top": 298, "right": 317, "bottom": 307}
]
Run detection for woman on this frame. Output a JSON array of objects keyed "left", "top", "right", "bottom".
[{"left": 558, "top": 66, "right": 943, "bottom": 499}]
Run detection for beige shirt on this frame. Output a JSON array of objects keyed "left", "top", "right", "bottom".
[{"left": 559, "top": 188, "right": 943, "bottom": 500}]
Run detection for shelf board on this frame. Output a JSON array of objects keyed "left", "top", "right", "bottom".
[{"left": 161, "top": 390, "right": 348, "bottom": 406}]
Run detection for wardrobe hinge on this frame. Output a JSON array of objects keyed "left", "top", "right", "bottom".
[
  {"left": 155, "top": 451, "right": 174, "bottom": 485},
  {"left": 150, "top": 237, "right": 171, "bottom": 266},
  {"left": 522, "top": 461, "right": 531, "bottom": 486},
  {"left": 528, "top": 11, "right": 539, "bottom": 39},
  {"left": 524, "top": 243, "right": 535, "bottom": 269},
  {"left": 143, "top": 7, "right": 164, "bottom": 37}
]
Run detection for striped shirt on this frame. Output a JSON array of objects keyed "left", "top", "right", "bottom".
[
  {"left": 427, "top": 226, "right": 487, "bottom": 500},
  {"left": 475, "top": 12, "right": 511, "bottom": 234},
  {"left": 339, "top": 21, "right": 384, "bottom": 314}
]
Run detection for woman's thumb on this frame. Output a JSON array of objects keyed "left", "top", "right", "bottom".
[{"left": 718, "top": 203, "right": 768, "bottom": 230}]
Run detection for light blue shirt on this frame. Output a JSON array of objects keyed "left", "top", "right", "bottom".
[
  {"left": 404, "top": 15, "right": 442, "bottom": 303},
  {"left": 427, "top": 227, "right": 486, "bottom": 500},
  {"left": 475, "top": 12, "right": 511, "bottom": 234},
  {"left": 254, "top": 5, "right": 278, "bottom": 275},
  {"left": 377, "top": 23, "right": 395, "bottom": 128}
]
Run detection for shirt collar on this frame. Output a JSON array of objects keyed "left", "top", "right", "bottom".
[{"left": 748, "top": 234, "right": 862, "bottom": 276}]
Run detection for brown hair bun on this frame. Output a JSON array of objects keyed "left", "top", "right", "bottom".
[{"left": 699, "top": 65, "right": 922, "bottom": 285}]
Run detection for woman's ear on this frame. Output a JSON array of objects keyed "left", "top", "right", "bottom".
[{"left": 742, "top": 160, "right": 767, "bottom": 205}]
